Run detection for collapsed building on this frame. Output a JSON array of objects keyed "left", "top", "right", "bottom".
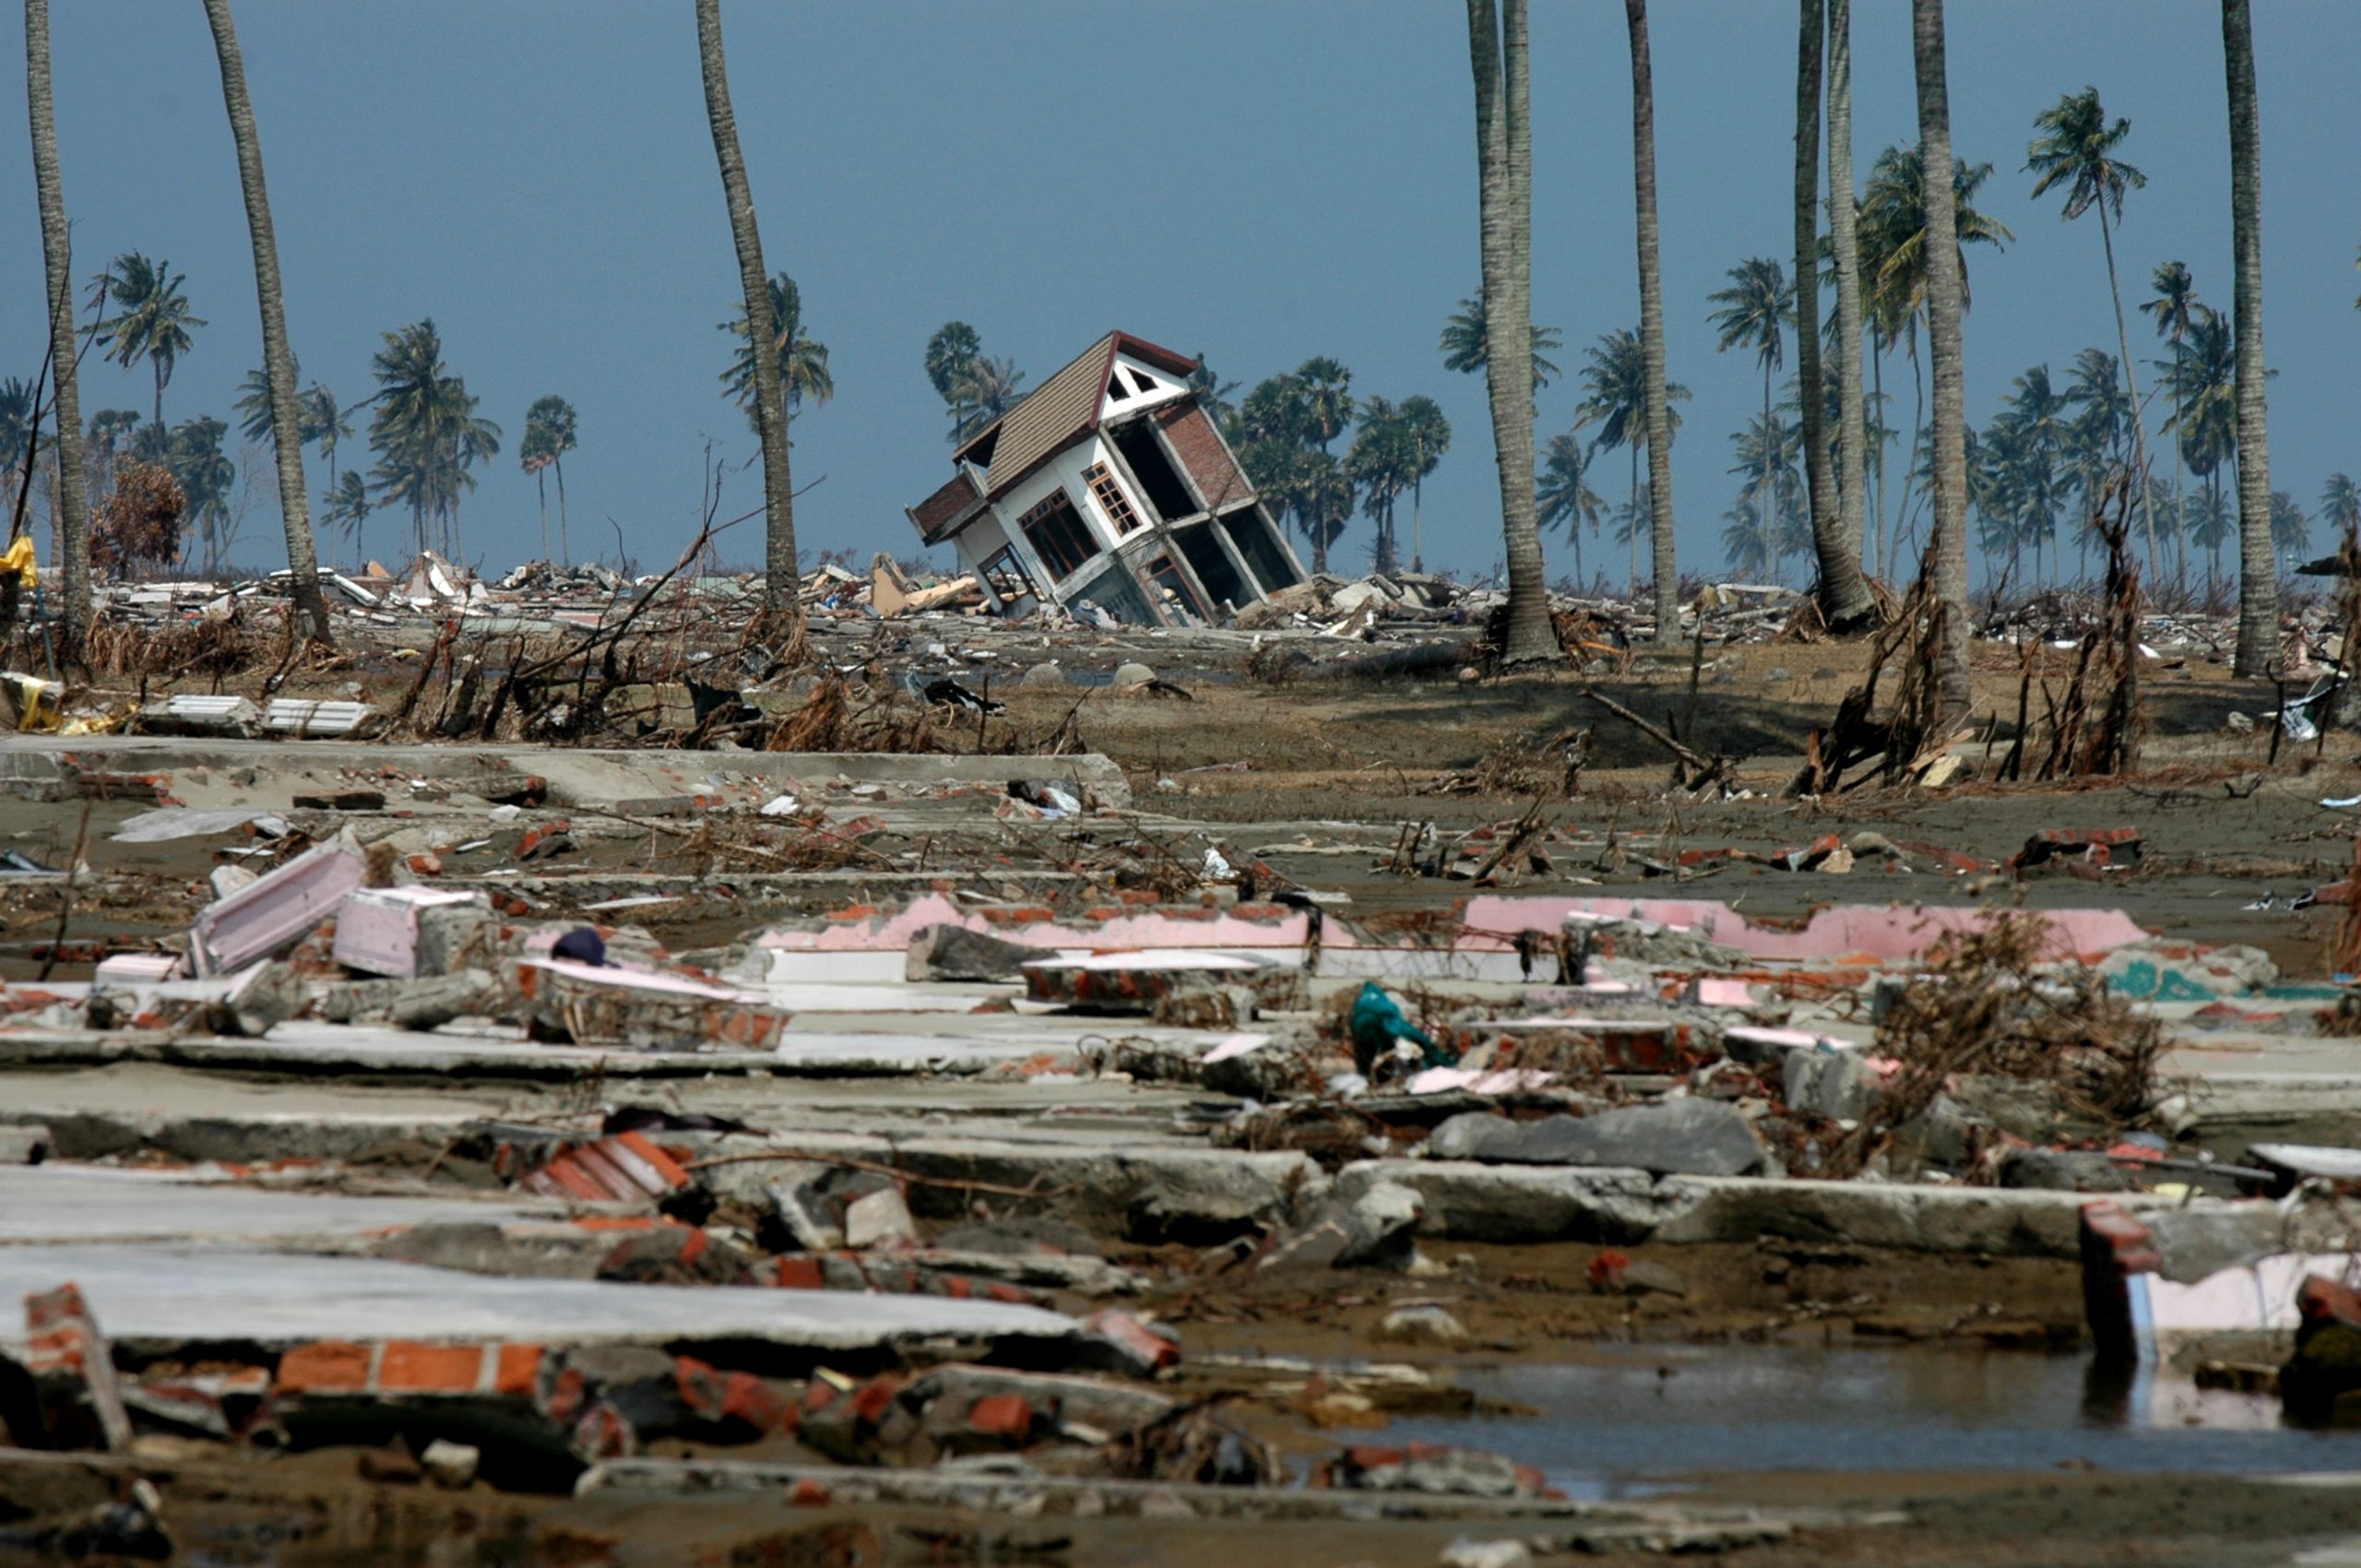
[{"left": 905, "top": 331, "right": 1305, "bottom": 626}]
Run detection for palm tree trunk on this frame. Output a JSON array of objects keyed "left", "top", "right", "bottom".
[
  {"left": 2094, "top": 203, "right": 2158, "bottom": 585},
  {"left": 1795, "top": 0, "right": 1863, "bottom": 627},
  {"left": 1411, "top": 473, "right": 1423, "bottom": 572},
  {"left": 1869, "top": 339, "right": 1887, "bottom": 576},
  {"left": 23, "top": 0, "right": 89, "bottom": 648},
  {"left": 555, "top": 454, "right": 570, "bottom": 564},
  {"left": 1629, "top": 445, "right": 1641, "bottom": 591},
  {"left": 697, "top": 0, "right": 801, "bottom": 632},
  {"left": 1469, "top": 0, "right": 1554, "bottom": 662},
  {"left": 2224, "top": 0, "right": 2277, "bottom": 674},
  {"left": 1826, "top": 0, "right": 1870, "bottom": 585},
  {"left": 1761, "top": 369, "right": 1774, "bottom": 573},
  {"left": 203, "top": 0, "right": 329, "bottom": 645},
  {"left": 1912, "top": 0, "right": 1972, "bottom": 713},
  {"left": 536, "top": 469, "right": 548, "bottom": 561},
  {"left": 1627, "top": 0, "right": 1679, "bottom": 640}
]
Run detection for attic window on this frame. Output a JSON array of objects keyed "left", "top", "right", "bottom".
[
  {"left": 1127, "top": 370, "right": 1154, "bottom": 396},
  {"left": 1107, "top": 370, "right": 1133, "bottom": 402},
  {"left": 1083, "top": 461, "right": 1144, "bottom": 537}
]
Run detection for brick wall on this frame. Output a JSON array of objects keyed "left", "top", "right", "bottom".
[{"left": 1156, "top": 404, "right": 1252, "bottom": 512}]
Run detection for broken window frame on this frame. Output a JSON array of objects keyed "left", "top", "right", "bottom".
[
  {"left": 1143, "top": 552, "right": 1210, "bottom": 625},
  {"left": 1082, "top": 462, "right": 1145, "bottom": 539},
  {"left": 976, "top": 545, "right": 1046, "bottom": 612},
  {"left": 1014, "top": 491, "right": 1101, "bottom": 583}
]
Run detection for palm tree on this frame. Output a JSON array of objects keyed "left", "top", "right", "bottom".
[
  {"left": 2322, "top": 474, "right": 2361, "bottom": 543},
  {"left": 720, "top": 271, "right": 832, "bottom": 430},
  {"left": 1467, "top": 0, "right": 1555, "bottom": 663},
  {"left": 169, "top": 416, "right": 234, "bottom": 574},
  {"left": 1994, "top": 364, "right": 2070, "bottom": 583},
  {"left": 2025, "top": 87, "right": 2156, "bottom": 580},
  {"left": 949, "top": 355, "right": 1026, "bottom": 443},
  {"left": 1626, "top": 0, "right": 1681, "bottom": 636},
  {"left": 302, "top": 385, "right": 350, "bottom": 491},
  {"left": 1791, "top": 0, "right": 1870, "bottom": 627},
  {"left": 1536, "top": 424, "right": 1604, "bottom": 587},
  {"left": 2141, "top": 261, "right": 2203, "bottom": 580},
  {"left": 322, "top": 469, "right": 371, "bottom": 567},
  {"left": 926, "top": 322, "right": 981, "bottom": 416},
  {"left": 1576, "top": 326, "right": 1690, "bottom": 591},
  {"left": 1824, "top": 0, "right": 1869, "bottom": 585},
  {"left": 2271, "top": 490, "right": 2308, "bottom": 568},
  {"left": 89, "top": 253, "right": 205, "bottom": 437},
  {"left": 2161, "top": 309, "right": 2237, "bottom": 592},
  {"left": 1292, "top": 449, "right": 1353, "bottom": 575},
  {"left": 696, "top": 0, "right": 797, "bottom": 625},
  {"left": 364, "top": 319, "right": 501, "bottom": 559},
  {"left": 25, "top": 0, "right": 90, "bottom": 644},
  {"left": 83, "top": 408, "right": 138, "bottom": 505},
  {"left": 2223, "top": 0, "right": 2275, "bottom": 672},
  {"left": 1439, "top": 293, "right": 1562, "bottom": 392},
  {"left": 2063, "top": 346, "right": 2134, "bottom": 572},
  {"left": 1726, "top": 410, "right": 1808, "bottom": 582},
  {"left": 1399, "top": 394, "right": 1451, "bottom": 572},
  {"left": 1856, "top": 143, "right": 2011, "bottom": 580},
  {"left": 1914, "top": 0, "right": 1972, "bottom": 710},
  {"left": 519, "top": 395, "right": 578, "bottom": 564},
  {"left": 200, "top": 0, "right": 335, "bottom": 644},
  {"left": 1186, "top": 357, "right": 1240, "bottom": 434},
  {"left": 1709, "top": 257, "right": 1793, "bottom": 588},
  {"left": 1347, "top": 397, "right": 1418, "bottom": 573},
  {"left": 0, "top": 378, "right": 42, "bottom": 479},
  {"left": 1295, "top": 357, "right": 1356, "bottom": 452}
]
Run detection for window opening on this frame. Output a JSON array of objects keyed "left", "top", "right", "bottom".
[
  {"left": 1082, "top": 461, "right": 1144, "bottom": 537},
  {"left": 1015, "top": 492, "right": 1099, "bottom": 581}
]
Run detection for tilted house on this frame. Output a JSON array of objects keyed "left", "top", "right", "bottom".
[{"left": 905, "top": 332, "right": 1305, "bottom": 625}]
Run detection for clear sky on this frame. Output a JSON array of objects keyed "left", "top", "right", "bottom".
[{"left": 5, "top": 2, "right": 2355, "bottom": 587}]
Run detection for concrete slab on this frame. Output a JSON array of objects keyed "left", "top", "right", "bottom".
[
  {"left": 0, "top": 1165, "right": 550, "bottom": 1245},
  {"left": 0, "top": 1244, "right": 1080, "bottom": 1358}
]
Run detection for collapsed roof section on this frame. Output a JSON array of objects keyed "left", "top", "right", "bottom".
[{"left": 905, "top": 330, "right": 1305, "bottom": 629}]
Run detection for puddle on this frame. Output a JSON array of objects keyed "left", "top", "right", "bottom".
[{"left": 1385, "top": 1342, "right": 2361, "bottom": 1500}]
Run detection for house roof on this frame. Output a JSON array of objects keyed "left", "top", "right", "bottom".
[
  {"left": 955, "top": 331, "right": 1199, "bottom": 503},
  {"left": 906, "top": 468, "right": 983, "bottom": 545}
]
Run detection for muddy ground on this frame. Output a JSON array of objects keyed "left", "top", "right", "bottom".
[{"left": 5, "top": 634, "right": 2358, "bottom": 1565}]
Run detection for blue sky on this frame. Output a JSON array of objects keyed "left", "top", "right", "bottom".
[{"left": 4, "top": 2, "right": 2355, "bottom": 586}]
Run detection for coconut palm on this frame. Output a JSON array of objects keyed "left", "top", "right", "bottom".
[
  {"left": 719, "top": 271, "right": 832, "bottom": 431},
  {"left": 2224, "top": 0, "right": 2276, "bottom": 671},
  {"left": 2162, "top": 311, "right": 2236, "bottom": 591},
  {"left": 1467, "top": 0, "right": 1554, "bottom": 661},
  {"left": 89, "top": 253, "right": 205, "bottom": 438},
  {"left": 2141, "top": 260, "right": 2204, "bottom": 577},
  {"left": 1856, "top": 142, "right": 2011, "bottom": 581},
  {"left": 2063, "top": 347, "right": 2136, "bottom": 573},
  {"left": 2025, "top": 86, "right": 2156, "bottom": 579},
  {"left": 1626, "top": 0, "right": 1681, "bottom": 636},
  {"left": 948, "top": 356, "right": 1026, "bottom": 444},
  {"left": 1791, "top": 0, "right": 1870, "bottom": 627},
  {"left": 2322, "top": 474, "right": 2361, "bottom": 542},
  {"left": 1347, "top": 397, "right": 1418, "bottom": 573},
  {"left": 1991, "top": 364, "right": 2070, "bottom": 583},
  {"left": 1824, "top": 0, "right": 1869, "bottom": 584},
  {"left": 302, "top": 385, "right": 350, "bottom": 489},
  {"left": 1726, "top": 410, "right": 1808, "bottom": 582},
  {"left": 520, "top": 396, "right": 579, "bottom": 564},
  {"left": 1536, "top": 424, "right": 1605, "bottom": 588},
  {"left": 2272, "top": 490, "right": 2308, "bottom": 564},
  {"left": 1398, "top": 394, "right": 1451, "bottom": 572},
  {"left": 167, "top": 416, "right": 234, "bottom": 574},
  {"left": 696, "top": 0, "right": 796, "bottom": 624},
  {"left": 363, "top": 319, "right": 502, "bottom": 559},
  {"left": 83, "top": 408, "right": 139, "bottom": 504},
  {"left": 321, "top": 469, "right": 371, "bottom": 567},
  {"left": 185, "top": 0, "right": 330, "bottom": 618},
  {"left": 1439, "top": 293, "right": 1562, "bottom": 393},
  {"left": 1709, "top": 256, "right": 1794, "bottom": 588},
  {"left": 1913, "top": 0, "right": 1972, "bottom": 709},
  {"left": 1576, "top": 327, "right": 1690, "bottom": 592},
  {"left": 0, "top": 378, "right": 44, "bottom": 478},
  {"left": 25, "top": 0, "right": 89, "bottom": 641}
]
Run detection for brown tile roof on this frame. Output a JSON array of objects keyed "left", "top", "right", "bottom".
[
  {"left": 906, "top": 469, "right": 982, "bottom": 544},
  {"left": 955, "top": 332, "right": 1200, "bottom": 504}
]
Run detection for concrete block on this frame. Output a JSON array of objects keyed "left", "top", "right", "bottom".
[
  {"left": 1783, "top": 1046, "right": 1870, "bottom": 1121},
  {"left": 1428, "top": 1099, "right": 1772, "bottom": 1178},
  {"left": 333, "top": 886, "right": 492, "bottom": 979}
]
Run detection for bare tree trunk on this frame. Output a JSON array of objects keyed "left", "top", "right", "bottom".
[
  {"left": 1913, "top": 0, "right": 1972, "bottom": 713},
  {"left": 1795, "top": 0, "right": 1861, "bottom": 624},
  {"left": 1825, "top": 0, "right": 1871, "bottom": 586},
  {"left": 1469, "top": 0, "right": 1556, "bottom": 663},
  {"left": 24, "top": 0, "right": 89, "bottom": 651},
  {"left": 2092, "top": 204, "right": 2158, "bottom": 585},
  {"left": 697, "top": 0, "right": 801, "bottom": 631},
  {"left": 555, "top": 454, "right": 570, "bottom": 564},
  {"left": 1626, "top": 0, "right": 1679, "bottom": 642},
  {"left": 203, "top": 0, "right": 329, "bottom": 645},
  {"left": 2225, "top": 0, "right": 2277, "bottom": 675}
]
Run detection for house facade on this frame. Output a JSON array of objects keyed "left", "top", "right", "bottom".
[{"left": 905, "top": 332, "right": 1305, "bottom": 625}]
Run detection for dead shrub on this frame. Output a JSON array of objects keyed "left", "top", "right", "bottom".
[
  {"left": 1822, "top": 912, "right": 2165, "bottom": 1178},
  {"left": 86, "top": 608, "right": 262, "bottom": 682},
  {"left": 762, "top": 672, "right": 939, "bottom": 754},
  {"left": 91, "top": 462, "right": 185, "bottom": 577}
]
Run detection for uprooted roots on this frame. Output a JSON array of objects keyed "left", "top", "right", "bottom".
[{"left": 1822, "top": 912, "right": 2165, "bottom": 1179}]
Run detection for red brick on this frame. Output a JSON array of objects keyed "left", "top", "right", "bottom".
[
  {"left": 276, "top": 1340, "right": 373, "bottom": 1394},
  {"left": 377, "top": 1342, "right": 484, "bottom": 1392},
  {"left": 964, "top": 1393, "right": 1034, "bottom": 1442}
]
